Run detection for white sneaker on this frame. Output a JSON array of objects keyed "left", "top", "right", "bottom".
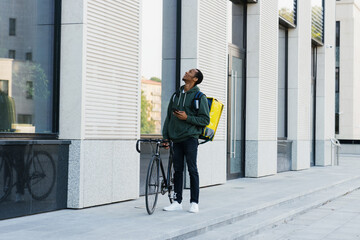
[
  {"left": 163, "top": 201, "right": 183, "bottom": 211},
  {"left": 188, "top": 202, "right": 199, "bottom": 213}
]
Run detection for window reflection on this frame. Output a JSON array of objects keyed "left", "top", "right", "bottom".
[
  {"left": 312, "top": 0, "right": 324, "bottom": 43},
  {"left": 0, "top": 80, "right": 9, "bottom": 96},
  {"left": 140, "top": 0, "right": 163, "bottom": 135},
  {"left": 0, "top": 0, "right": 55, "bottom": 134},
  {"left": 0, "top": 145, "right": 56, "bottom": 205},
  {"left": 279, "top": 0, "right": 296, "bottom": 25}
]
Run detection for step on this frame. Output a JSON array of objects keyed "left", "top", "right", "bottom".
[
  {"left": 150, "top": 176, "right": 360, "bottom": 240},
  {"left": 185, "top": 177, "right": 360, "bottom": 240}
]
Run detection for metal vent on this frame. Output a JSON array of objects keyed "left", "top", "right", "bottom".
[{"left": 84, "top": 0, "right": 141, "bottom": 139}]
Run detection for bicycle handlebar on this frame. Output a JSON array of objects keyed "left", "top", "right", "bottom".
[{"left": 136, "top": 139, "right": 171, "bottom": 153}]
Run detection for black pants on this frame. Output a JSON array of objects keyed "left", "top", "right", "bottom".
[
  {"left": 4, "top": 147, "right": 25, "bottom": 195},
  {"left": 173, "top": 138, "right": 199, "bottom": 204}
]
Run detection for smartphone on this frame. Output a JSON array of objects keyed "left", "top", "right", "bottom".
[{"left": 172, "top": 108, "right": 179, "bottom": 113}]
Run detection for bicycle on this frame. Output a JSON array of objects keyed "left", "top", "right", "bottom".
[
  {"left": 0, "top": 145, "right": 56, "bottom": 202},
  {"left": 136, "top": 139, "right": 174, "bottom": 215}
]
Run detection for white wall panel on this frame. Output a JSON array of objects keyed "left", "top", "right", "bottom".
[
  {"left": 336, "top": 1, "right": 360, "bottom": 139},
  {"left": 258, "top": 0, "right": 278, "bottom": 140},
  {"left": 85, "top": 0, "right": 141, "bottom": 139},
  {"left": 354, "top": 2, "right": 360, "bottom": 138},
  {"left": 297, "top": 0, "right": 311, "bottom": 140},
  {"left": 198, "top": 0, "right": 228, "bottom": 141},
  {"left": 288, "top": 2, "right": 312, "bottom": 140}
]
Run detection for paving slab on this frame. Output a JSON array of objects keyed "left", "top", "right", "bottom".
[
  {"left": 249, "top": 179, "right": 360, "bottom": 239},
  {"left": 0, "top": 155, "right": 360, "bottom": 240}
]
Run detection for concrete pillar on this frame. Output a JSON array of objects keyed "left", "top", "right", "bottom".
[
  {"left": 316, "top": 0, "right": 336, "bottom": 166},
  {"left": 246, "top": 0, "right": 278, "bottom": 177},
  {"left": 59, "top": 0, "right": 86, "bottom": 208},
  {"left": 287, "top": 1, "right": 312, "bottom": 170},
  {"left": 60, "top": 0, "right": 140, "bottom": 208}
]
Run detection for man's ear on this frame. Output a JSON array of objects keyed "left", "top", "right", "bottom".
[{"left": 193, "top": 77, "right": 198, "bottom": 83}]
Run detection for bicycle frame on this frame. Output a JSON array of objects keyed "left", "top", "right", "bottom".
[
  {"left": 136, "top": 138, "right": 174, "bottom": 214},
  {"left": 159, "top": 150, "right": 173, "bottom": 196},
  {"left": 139, "top": 139, "right": 173, "bottom": 193}
]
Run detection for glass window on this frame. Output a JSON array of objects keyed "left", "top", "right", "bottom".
[
  {"left": 0, "top": 1, "right": 57, "bottom": 134},
  {"left": 140, "top": 0, "right": 163, "bottom": 135},
  {"left": 9, "top": 18, "right": 16, "bottom": 36},
  {"left": 312, "top": 0, "right": 324, "bottom": 44},
  {"left": 278, "top": 27, "right": 288, "bottom": 138},
  {"left": 25, "top": 52, "right": 32, "bottom": 61},
  {"left": 336, "top": 21, "right": 340, "bottom": 68},
  {"left": 8, "top": 50, "right": 16, "bottom": 59},
  {"left": 26, "top": 81, "right": 33, "bottom": 99},
  {"left": 335, "top": 21, "right": 340, "bottom": 134},
  {"left": 279, "top": 0, "right": 297, "bottom": 26},
  {"left": 228, "top": 2, "right": 245, "bottom": 49},
  {"left": 18, "top": 114, "right": 33, "bottom": 124}
]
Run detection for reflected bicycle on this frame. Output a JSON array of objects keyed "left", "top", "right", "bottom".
[{"left": 0, "top": 146, "right": 56, "bottom": 202}]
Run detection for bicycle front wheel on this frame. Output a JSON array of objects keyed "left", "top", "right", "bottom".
[
  {"left": 145, "top": 156, "right": 160, "bottom": 215},
  {"left": 27, "top": 151, "right": 56, "bottom": 201}
]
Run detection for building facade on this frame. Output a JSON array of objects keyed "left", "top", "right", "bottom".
[
  {"left": 335, "top": 0, "right": 360, "bottom": 141},
  {"left": 0, "top": 0, "right": 337, "bottom": 219}
]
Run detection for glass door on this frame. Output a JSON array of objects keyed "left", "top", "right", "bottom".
[{"left": 227, "top": 44, "right": 245, "bottom": 179}]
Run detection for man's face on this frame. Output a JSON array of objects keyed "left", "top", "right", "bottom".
[{"left": 182, "top": 69, "right": 198, "bottom": 84}]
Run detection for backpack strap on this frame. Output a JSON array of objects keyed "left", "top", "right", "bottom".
[
  {"left": 169, "top": 90, "right": 180, "bottom": 120},
  {"left": 171, "top": 90, "right": 180, "bottom": 103},
  {"left": 193, "top": 91, "right": 204, "bottom": 111}
]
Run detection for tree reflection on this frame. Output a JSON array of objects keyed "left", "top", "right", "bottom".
[{"left": 13, "top": 61, "right": 49, "bottom": 99}]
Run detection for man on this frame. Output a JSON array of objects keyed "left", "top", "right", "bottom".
[{"left": 162, "top": 68, "right": 210, "bottom": 213}]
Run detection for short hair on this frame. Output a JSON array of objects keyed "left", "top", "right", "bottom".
[{"left": 194, "top": 69, "right": 203, "bottom": 85}]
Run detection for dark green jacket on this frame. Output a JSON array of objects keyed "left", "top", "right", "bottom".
[{"left": 162, "top": 85, "right": 210, "bottom": 143}]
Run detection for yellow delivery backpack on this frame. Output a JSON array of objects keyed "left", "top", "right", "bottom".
[{"left": 193, "top": 91, "right": 224, "bottom": 144}]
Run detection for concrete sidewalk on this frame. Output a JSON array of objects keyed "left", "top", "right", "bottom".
[
  {"left": 249, "top": 188, "right": 360, "bottom": 240},
  {"left": 0, "top": 155, "right": 360, "bottom": 240}
]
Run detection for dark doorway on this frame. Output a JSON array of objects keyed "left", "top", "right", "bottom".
[{"left": 310, "top": 46, "right": 317, "bottom": 166}]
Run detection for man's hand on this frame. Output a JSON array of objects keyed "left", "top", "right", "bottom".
[
  {"left": 173, "top": 110, "right": 188, "bottom": 121},
  {"left": 162, "top": 139, "right": 170, "bottom": 149}
]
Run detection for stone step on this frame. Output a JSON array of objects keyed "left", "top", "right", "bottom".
[
  {"left": 185, "top": 177, "right": 360, "bottom": 240},
  {"left": 151, "top": 176, "right": 360, "bottom": 240}
]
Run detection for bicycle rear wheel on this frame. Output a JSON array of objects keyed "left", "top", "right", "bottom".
[
  {"left": 145, "top": 156, "right": 160, "bottom": 215},
  {"left": 0, "top": 155, "right": 12, "bottom": 202},
  {"left": 27, "top": 151, "right": 56, "bottom": 201}
]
